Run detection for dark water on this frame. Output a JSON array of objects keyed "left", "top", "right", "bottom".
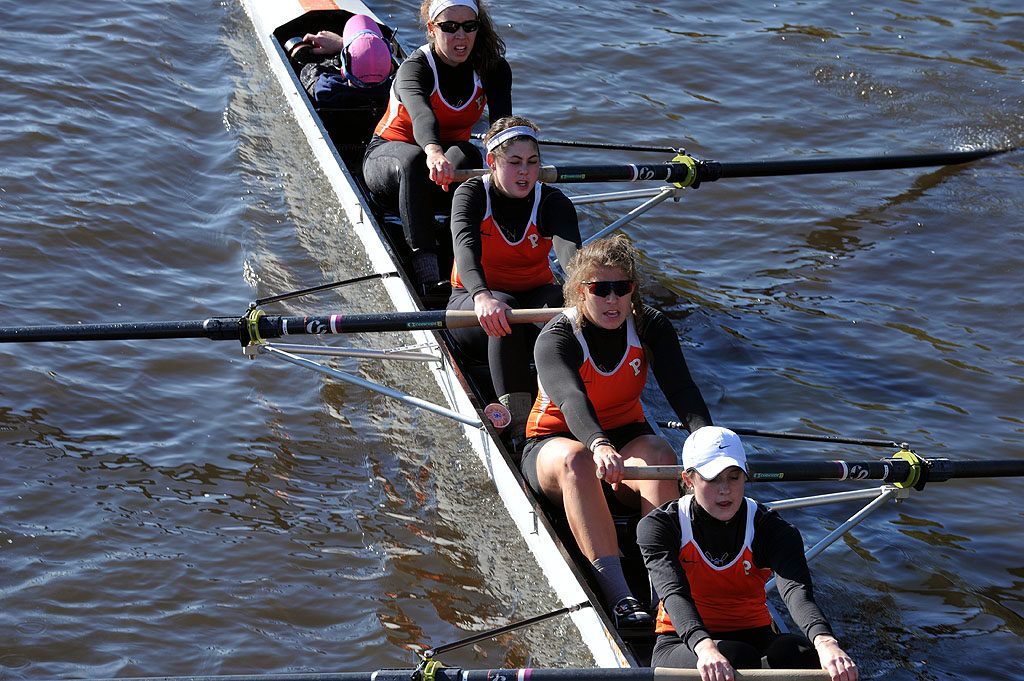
[{"left": 1, "top": 0, "right": 1022, "bottom": 679}]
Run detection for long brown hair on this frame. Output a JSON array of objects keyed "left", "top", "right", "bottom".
[
  {"left": 419, "top": 0, "right": 506, "bottom": 75},
  {"left": 562, "top": 236, "right": 643, "bottom": 327}
]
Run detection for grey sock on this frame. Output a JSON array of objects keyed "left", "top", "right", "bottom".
[
  {"left": 498, "top": 392, "right": 532, "bottom": 440},
  {"left": 590, "top": 555, "right": 632, "bottom": 606}
]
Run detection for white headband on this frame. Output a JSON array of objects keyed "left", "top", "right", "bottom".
[
  {"left": 429, "top": 0, "right": 479, "bottom": 21},
  {"left": 485, "top": 126, "right": 538, "bottom": 152}
]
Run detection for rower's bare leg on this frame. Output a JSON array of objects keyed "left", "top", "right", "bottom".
[
  {"left": 535, "top": 437, "right": 618, "bottom": 561},
  {"left": 619, "top": 434, "right": 679, "bottom": 515}
]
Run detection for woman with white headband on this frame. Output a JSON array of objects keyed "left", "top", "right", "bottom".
[
  {"left": 446, "top": 116, "right": 581, "bottom": 447},
  {"left": 363, "top": 0, "right": 512, "bottom": 297}
]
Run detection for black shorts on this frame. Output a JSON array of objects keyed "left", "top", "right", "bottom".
[{"left": 520, "top": 420, "right": 656, "bottom": 508}]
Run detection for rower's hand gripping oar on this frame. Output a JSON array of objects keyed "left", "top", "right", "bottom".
[{"left": 453, "top": 145, "right": 1018, "bottom": 186}]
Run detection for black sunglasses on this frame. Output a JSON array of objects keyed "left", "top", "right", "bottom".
[
  {"left": 433, "top": 19, "right": 480, "bottom": 34},
  {"left": 584, "top": 280, "right": 635, "bottom": 297}
]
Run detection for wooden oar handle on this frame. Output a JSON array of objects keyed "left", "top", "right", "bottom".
[
  {"left": 443, "top": 307, "right": 565, "bottom": 329},
  {"left": 655, "top": 669, "right": 830, "bottom": 681},
  {"left": 624, "top": 465, "right": 683, "bottom": 480}
]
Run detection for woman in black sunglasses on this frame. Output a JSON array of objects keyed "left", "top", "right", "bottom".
[
  {"left": 446, "top": 116, "right": 582, "bottom": 448},
  {"left": 521, "top": 236, "right": 713, "bottom": 629},
  {"left": 363, "top": 0, "right": 512, "bottom": 296}
]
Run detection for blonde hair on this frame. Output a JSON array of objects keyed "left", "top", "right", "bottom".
[{"left": 562, "top": 236, "right": 643, "bottom": 325}]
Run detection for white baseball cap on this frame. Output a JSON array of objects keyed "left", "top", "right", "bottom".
[{"left": 682, "top": 426, "right": 748, "bottom": 480}]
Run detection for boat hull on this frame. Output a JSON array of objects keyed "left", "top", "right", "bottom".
[{"left": 239, "top": 0, "right": 640, "bottom": 667}]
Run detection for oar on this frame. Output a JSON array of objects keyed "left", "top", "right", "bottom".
[
  {"left": 624, "top": 456, "right": 1024, "bottom": 488},
  {"left": 0, "top": 308, "right": 564, "bottom": 344},
  {"left": 453, "top": 146, "right": 1017, "bottom": 186},
  {"left": 52, "top": 667, "right": 832, "bottom": 681},
  {"left": 658, "top": 422, "right": 903, "bottom": 449},
  {"left": 254, "top": 271, "right": 400, "bottom": 306},
  {"left": 470, "top": 131, "right": 680, "bottom": 153}
]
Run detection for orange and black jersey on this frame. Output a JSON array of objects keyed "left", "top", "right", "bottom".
[
  {"left": 653, "top": 497, "right": 773, "bottom": 634},
  {"left": 638, "top": 497, "right": 834, "bottom": 654},
  {"left": 450, "top": 176, "right": 579, "bottom": 297},
  {"left": 374, "top": 45, "right": 511, "bottom": 147},
  {"left": 528, "top": 307, "right": 648, "bottom": 438},
  {"left": 528, "top": 305, "right": 711, "bottom": 450}
]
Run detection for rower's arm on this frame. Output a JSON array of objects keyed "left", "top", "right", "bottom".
[
  {"left": 755, "top": 507, "right": 834, "bottom": 643},
  {"left": 639, "top": 306, "right": 713, "bottom": 432},
  {"left": 637, "top": 501, "right": 712, "bottom": 652}
]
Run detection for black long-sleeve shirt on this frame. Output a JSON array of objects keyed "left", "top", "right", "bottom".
[
  {"left": 392, "top": 46, "right": 512, "bottom": 148},
  {"left": 532, "top": 305, "right": 712, "bottom": 449},
  {"left": 450, "top": 177, "right": 580, "bottom": 297},
  {"left": 638, "top": 496, "right": 834, "bottom": 653}
]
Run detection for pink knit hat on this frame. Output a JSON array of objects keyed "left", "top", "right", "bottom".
[{"left": 342, "top": 15, "right": 392, "bottom": 86}]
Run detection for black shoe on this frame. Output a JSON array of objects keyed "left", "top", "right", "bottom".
[
  {"left": 419, "top": 279, "right": 451, "bottom": 307},
  {"left": 612, "top": 596, "right": 653, "bottom": 629}
]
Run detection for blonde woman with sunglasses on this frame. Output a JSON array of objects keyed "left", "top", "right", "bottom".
[
  {"left": 522, "top": 236, "right": 713, "bottom": 628},
  {"left": 363, "top": 0, "right": 511, "bottom": 295}
]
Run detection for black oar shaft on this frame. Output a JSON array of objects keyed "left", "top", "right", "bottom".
[
  {"left": 455, "top": 164, "right": 693, "bottom": 184},
  {"left": 0, "top": 318, "right": 241, "bottom": 343},
  {"left": 949, "top": 459, "right": 1024, "bottom": 478},
  {"left": 470, "top": 131, "right": 679, "bottom": 153},
  {"left": 260, "top": 308, "right": 560, "bottom": 337},
  {"left": 254, "top": 271, "right": 399, "bottom": 306},
  {"left": 0, "top": 309, "right": 563, "bottom": 344},
  {"left": 627, "top": 461, "right": 912, "bottom": 482},
  {"left": 453, "top": 147, "right": 1014, "bottom": 185},
  {"left": 425, "top": 602, "right": 587, "bottom": 658},
  {"left": 705, "top": 148, "right": 1008, "bottom": 180},
  {"left": 625, "top": 458, "right": 1024, "bottom": 485},
  {"left": 660, "top": 422, "right": 902, "bottom": 448}
]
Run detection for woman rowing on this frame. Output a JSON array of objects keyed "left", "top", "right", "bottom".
[
  {"left": 522, "top": 236, "right": 712, "bottom": 627},
  {"left": 363, "top": 0, "right": 512, "bottom": 296},
  {"left": 637, "top": 426, "right": 858, "bottom": 681},
  {"left": 447, "top": 116, "right": 581, "bottom": 444}
]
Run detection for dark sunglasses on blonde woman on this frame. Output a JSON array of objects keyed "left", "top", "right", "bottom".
[{"left": 584, "top": 280, "right": 635, "bottom": 297}]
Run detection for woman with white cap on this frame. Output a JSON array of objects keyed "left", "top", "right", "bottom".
[
  {"left": 363, "top": 0, "right": 512, "bottom": 296},
  {"left": 637, "top": 426, "right": 858, "bottom": 681},
  {"left": 446, "top": 116, "right": 581, "bottom": 446}
]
